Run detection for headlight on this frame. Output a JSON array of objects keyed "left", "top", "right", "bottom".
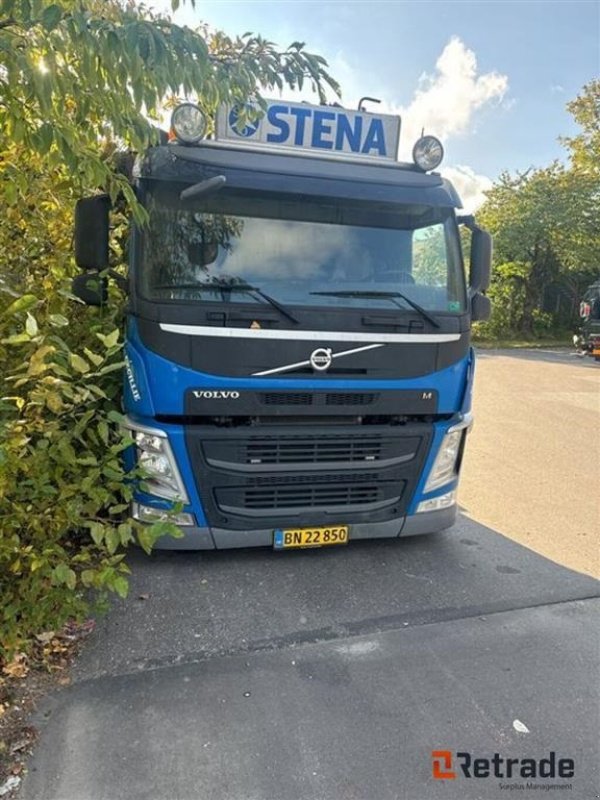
[
  {"left": 170, "top": 103, "right": 206, "bottom": 144},
  {"left": 413, "top": 135, "right": 444, "bottom": 171},
  {"left": 123, "top": 419, "right": 189, "bottom": 502},
  {"left": 424, "top": 415, "right": 472, "bottom": 492}
]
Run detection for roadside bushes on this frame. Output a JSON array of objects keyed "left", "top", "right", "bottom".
[{"left": 0, "top": 152, "right": 178, "bottom": 661}]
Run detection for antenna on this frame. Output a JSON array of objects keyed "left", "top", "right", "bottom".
[{"left": 358, "top": 96, "right": 381, "bottom": 111}]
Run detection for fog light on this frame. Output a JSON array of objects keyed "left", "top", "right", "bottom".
[
  {"left": 416, "top": 490, "right": 456, "bottom": 514},
  {"left": 413, "top": 135, "right": 444, "bottom": 171},
  {"left": 171, "top": 103, "right": 206, "bottom": 144},
  {"left": 132, "top": 502, "right": 195, "bottom": 526}
]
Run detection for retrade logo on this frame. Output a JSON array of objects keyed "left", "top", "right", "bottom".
[
  {"left": 431, "top": 750, "right": 575, "bottom": 783},
  {"left": 309, "top": 348, "right": 333, "bottom": 372},
  {"left": 432, "top": 751, "right": 456, "bottom": 780}
]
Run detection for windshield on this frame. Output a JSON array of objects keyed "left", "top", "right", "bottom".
[{"left": 138, "top": 183, "right": 466, "bottom": 313}]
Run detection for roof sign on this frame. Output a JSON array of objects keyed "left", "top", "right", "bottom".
[{"left": 215, "top": 100, "right": 401, "bottom": 163}]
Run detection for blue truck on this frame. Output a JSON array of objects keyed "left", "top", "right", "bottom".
[{"left": 73, "top": 99, "right": 491, "bottom": 550}]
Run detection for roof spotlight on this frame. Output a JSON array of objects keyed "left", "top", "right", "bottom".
[
  {"left": 170, "top": 103, "right": 206, "bottom": 145},
  {"left": 413, "top": 135, "right": 444, "bottom": 171}
]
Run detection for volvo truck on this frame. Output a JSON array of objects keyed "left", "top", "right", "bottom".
[{"left": 73, "top": 99, "right": 492, "bottom": 550}]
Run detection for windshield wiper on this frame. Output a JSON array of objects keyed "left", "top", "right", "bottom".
[
  {"left": 310, "top": 290, "right": 440, "bottom": 329},
  {"left": 154, "top": 280, "right": 299, "bottom": 325}
]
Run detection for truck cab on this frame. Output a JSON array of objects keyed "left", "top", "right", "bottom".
[{"left": 74, "top": 99, "right": 491, "bottom": 550}]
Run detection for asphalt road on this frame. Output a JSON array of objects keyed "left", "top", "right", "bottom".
[{"left": 21, "top": 349, "right": 600, "bottom": 800}]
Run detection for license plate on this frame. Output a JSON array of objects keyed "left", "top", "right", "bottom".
[{"left": 274, "top": 525, "right": 349, "bottom": 549}]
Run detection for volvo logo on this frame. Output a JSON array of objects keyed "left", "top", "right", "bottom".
[
  {"left": 192, "top": 390, "right": 240, "bottom": 399},
  {"left": 309, "top": 348, "right": 333, "bottom": 372}
]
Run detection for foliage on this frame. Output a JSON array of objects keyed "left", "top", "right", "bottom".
[
  {"left": 0, "top": 0, "right": 339, "bottom": 210},
  {"left": 477, "top": 112, "right": 600, "bottom": 338},
  {"left": 0, "top": 146, "right": 182, "bottom": 657},
  {"left": 561, "top": 80, "right": 600, "bottom": 176},
  {"left": 0, "top": 1, "right": 338, "bottom": 658}
]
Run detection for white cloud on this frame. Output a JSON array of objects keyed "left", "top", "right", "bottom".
[
  {"left": 441, "top": 165, "right": 492, "bottom": 213},
  {"left": 391, "top": 37, "right": 508, "bottom": 157},
  {"left": 278, "top": 37, "right": 508, "bottom": 168}
]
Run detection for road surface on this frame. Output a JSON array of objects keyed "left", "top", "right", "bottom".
[
  {"left": 21, "top": 349, "right": 600, "bottom": 800},
  {"left": 461, "top": 348, "right": 599, "bottom": 578}
]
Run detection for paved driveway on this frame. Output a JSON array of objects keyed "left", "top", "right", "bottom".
[{"left": 21, "top": 350, "right": 600, "bottom": 800}]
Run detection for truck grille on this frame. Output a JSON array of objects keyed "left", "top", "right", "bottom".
[
  {"left": 185, "top": 422, "right": 432, "bottom": 529},
  {"left": 245, "top": 436, "right": 382, "bottom": 465},
  {"left": 243, "top": 485, "right": 380, "bottom": 510}
]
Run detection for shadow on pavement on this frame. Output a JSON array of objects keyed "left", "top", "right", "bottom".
[{"left": 21, "top": 514, "right": 600, "bottom": 800}]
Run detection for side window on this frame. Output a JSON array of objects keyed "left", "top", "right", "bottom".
[{"left": 412, "top": 224, "right": 447, "bottom": 287}]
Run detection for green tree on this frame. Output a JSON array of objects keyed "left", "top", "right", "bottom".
[
  {"left": 479, "top": 163, "right": 599, "bottom": 336},
  {"left": 0, "top": 0, "right": 338, "bottom": 657},
  {"left": 562, "top": 80, "right": 600, "bottom": 176},
  {"left": 0, "top": 0, "right": 339, "bottom": 206}
]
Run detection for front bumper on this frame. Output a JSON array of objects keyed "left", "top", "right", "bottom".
[{"left": 147, "top": 505, "right": 457, "bottom": 550}]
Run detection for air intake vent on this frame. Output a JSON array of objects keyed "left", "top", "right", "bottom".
[
  {"left": 247, "top": 472, "right": 375, "bottom": 487},
  {"left": 325, "top": 393, "right": 378, "bottom": 406},
  {"left": 242, "top": 485, "right": 381, "bottom": 510},
  {"left": 245, "top": 437, "right": 383, "bottom": 465},
  {"left": 260, "top": 393, "right": 313, "bottom": 406}
]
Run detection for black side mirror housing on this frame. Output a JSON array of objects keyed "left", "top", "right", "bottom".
[
  {"left": 74, "top": 196, "right": 111, "bottom": 270},
  {"left": 469, "top": 228, "right": 492, "bottom": 293},
  {"left": 471, "top": 292, "right": 491, "bottom": 322},
  {"left": 72, "top": 273, "right": 108, "bottom": 306}
]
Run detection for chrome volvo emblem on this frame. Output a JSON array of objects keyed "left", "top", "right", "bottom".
[{"left": 310, "top": 347, "right": 333, "bottom": 372}]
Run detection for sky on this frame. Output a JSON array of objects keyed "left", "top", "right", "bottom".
[{"left": 156, "top": 0, "right": 599, "bottom": 211}]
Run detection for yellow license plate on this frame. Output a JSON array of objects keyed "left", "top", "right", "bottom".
[{"left": 274, "top": 525, "right": 349, "bottom": 549}]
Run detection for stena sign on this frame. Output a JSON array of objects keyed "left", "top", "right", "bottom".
[{"left": 215, "top": 100, "right": 401, "bottom": 163}]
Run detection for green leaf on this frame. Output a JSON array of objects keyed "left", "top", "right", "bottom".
[
  {"left": 84, "top": 348, "right": 104, "bottom": 366},
  {"left": 53, "top": 563, "right": 77, "bottom": 590},
  {"left": 3, "top": 295, "right": 38, "bottom": 316},
  {"left": 69, "top": 353, "right": 90, "bottom": 373},
  {"left": 113, "top": 576, "right": 129, "bottom": 599},
  {"left": 81, "top": 570, "right": 97, "bottom": 588},
  {"left": 105, "top": 528, "right": 120, "bottom": 555},
  {"left": 99, "top": 328, "right": 120, "bottom": 348},
  {"left": 88, "top": 522, "right": 105, "bottom": 547},
  {"left": 117, "top": 522, "right": 133, "bottom": 545},
  {"left": 136, "top": 527, "right": 155, "bottom": 554},
  {"left": 25, "top": 313, "right": 38, "bottom": 337},
  {"left": 2, "top": 333, "right": 32, "bottom": 345},
  {"left": 98, "top": 420, "right": 109, "bottom": 445},
  {"left": 49, "top": 314, "right": 69, "bottom": 328},
  {"left": 40, "top": 3, "right": 63, "bottom": 31}
]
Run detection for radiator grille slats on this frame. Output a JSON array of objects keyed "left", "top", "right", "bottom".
[
  {"left": 185, "top": 423, "right": 432, "bottom": 528},
  {"left": 246, "top": 437, "right": 382, "bottom": 464},
  {"left": 258, "top": 392, "right": 379, "bottom": 407}
]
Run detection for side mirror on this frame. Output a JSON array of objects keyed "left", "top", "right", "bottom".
[
  {"left": 72, "top": 273, "right": 108, "bottom": 306},
  {"left": 469, "top": 228, "right": 492, "bottom": 294},
  {"left": 74, "top": 196, "right": 110, "bottom": 270},
  {"left": 471, "top": 292, "right": 491, "bottom": 322}
]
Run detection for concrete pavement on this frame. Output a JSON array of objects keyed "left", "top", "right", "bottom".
[
  {"left": 20, "top": 349, "right": 600, "bottom": 800},
  {"left": 461, "top": 348, "right": 599, "bottom": 578}
]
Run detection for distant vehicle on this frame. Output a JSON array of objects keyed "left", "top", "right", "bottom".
[{"left": 573, "top": 280, "right": 600, "bottom": 361}]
